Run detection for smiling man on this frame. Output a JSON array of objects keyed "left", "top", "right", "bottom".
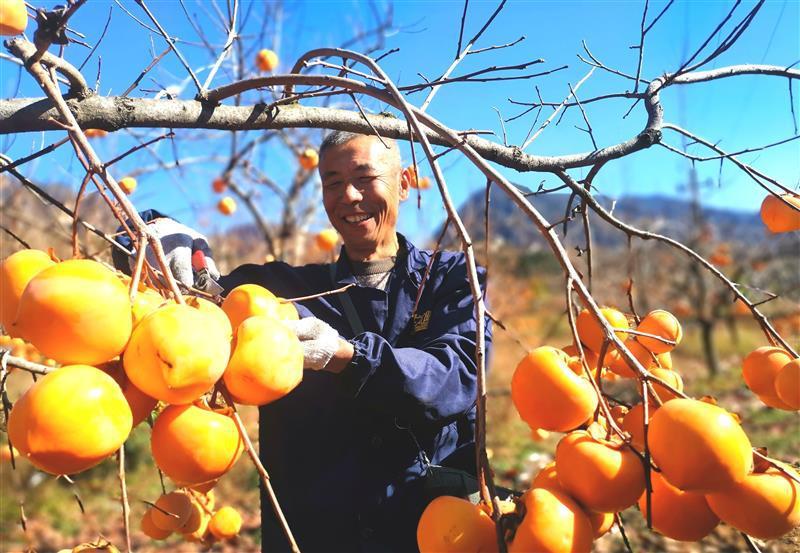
[{"left": 118, "top": 131, "right": 491, "bottom": 552}]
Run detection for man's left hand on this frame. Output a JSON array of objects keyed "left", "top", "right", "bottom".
[{"left": 283, "top": 317, "right": 353, "bottom": 372}]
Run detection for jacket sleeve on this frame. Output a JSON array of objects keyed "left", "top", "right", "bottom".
[
  {"left": 110, "top": 209, "right": 170, "bottom": 274},
  {"left": 339, "top": 260, "right": 491, "bottom": 426}
]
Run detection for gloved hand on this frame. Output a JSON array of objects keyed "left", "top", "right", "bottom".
[
  {"left": 133, "top": 218, "right": 219, "bottom": 287},
  {"left": 283, "top": 317, "right": 342, "bottom": 370}
]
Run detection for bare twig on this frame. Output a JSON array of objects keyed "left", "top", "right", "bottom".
[
  {"left": 468, "top": 36, "right": 525, "bottom": 55},
  {"left": 77, "top": 6, "right": 113, "bottom": 72},
  {"left": 643, "top": 0, "right": 675, "bottom": 35},
  {"left": 554, "top": 169, "right": 797, "bottom": 358},
  {"left": 104, "top": 131, "right": 175, "bottom": 168},
  {"left": 455, "top": 0, "right": 469, "bottom": 57},
  {"left": 492, "top": 107, "right": 508, "bottom": 147},
  {"left": 2, "top": 353, "right": 54, "bottom": 376},
  {"left": 133, "top": 0, "right": 203, "bottom": 95},
  {"left": 4, "top": 165, "right": 133, "bottom": 256},
  {"left": 742, "top": 532, "right": 763, "bottom": 553},
  {"left": 579, "top": 40, "right": 649, "bottom": 84},
  {"left": 349, "top": 92, "right": 389, "bottom": 149},
  {"left": 664, "top": 134, "right": 800, "bottom": 162},
  {"left": 0, "top": 225, "right": 31, "bottom": 248},
  {"left": 285, "top": 283, "right": 356, "bottom": 303},
  {"left": 219, "top": 387, "right": 299, "bottom": 553},
  {"left": 201, "top": 0, "right": 239, "bottom": 91},
  {"left": 662, "top": 123, "right": 797, "bottom": 196},
  {"left": 632, "top": 0, "right": 649, "bottom": 94},
  {"left": 521, "top": 67, "right": 595, "bottom": 150},
  {"left": 0, "top": 137, "right": 70, "bottom": 173},
  {"left": 569, "top": 82, "right": 597, "bottom": 150},
  {"left": 122, "top": 46, "right": 171, "bottom": 97},
  {"left": 118, "top": 446, "right": 132, "bottom": 553},
  {"left": 419, "top": 0, "right": 507, "bottom": 112},
  {"left": 616, "top": 512, "right": 635, "bottom": 553}
]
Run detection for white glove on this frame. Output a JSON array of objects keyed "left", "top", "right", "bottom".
[
  {"left": 283, "top": 317, "right": 341, "bottom": 370},
  {"left": 133, "top": 218, "right": 219, "bottom": 287}
]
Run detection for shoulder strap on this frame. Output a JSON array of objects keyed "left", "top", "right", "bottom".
[{"left": 329, "top": 263, "right": 365, "bottom": 335}]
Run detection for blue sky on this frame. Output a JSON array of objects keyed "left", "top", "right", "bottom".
[{"left": 2, "top": 0, "right": 799, "bottom": 244}]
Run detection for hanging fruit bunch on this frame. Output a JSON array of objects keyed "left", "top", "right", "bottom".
[
  {"left": 417, "top": 303, "right": 800, "bottom": 552},
  {"left": 0, "top": 246, "right": 303, "bottom": 546}
]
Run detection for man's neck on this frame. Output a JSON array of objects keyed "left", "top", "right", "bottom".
[{"left": 344, "top": 235, "right": 400, "bottom": 262}]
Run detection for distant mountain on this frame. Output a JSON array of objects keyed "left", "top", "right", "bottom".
[{"left": 450, "top": 189, "right": 791, "bottom": 250}]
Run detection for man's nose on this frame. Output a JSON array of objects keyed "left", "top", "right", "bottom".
[{"left": 342, "top": 181, "right": 363, "bottom": 203}]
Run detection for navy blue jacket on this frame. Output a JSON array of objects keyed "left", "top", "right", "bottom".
[{"left": 219, "top": 234, "right": 491, "bottom": 552}]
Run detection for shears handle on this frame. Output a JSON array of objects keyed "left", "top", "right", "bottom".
[{"left": 191, "top": 249, "right": 209, "bottom": 271}]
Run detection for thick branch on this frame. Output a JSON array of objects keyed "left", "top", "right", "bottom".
[{"left": 0, "top": 93, "right": 659, "bottom": 172}]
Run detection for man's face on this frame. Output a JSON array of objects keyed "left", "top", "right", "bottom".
[{"left": 319, "top": 136, "right": 410, "bottom": 260}]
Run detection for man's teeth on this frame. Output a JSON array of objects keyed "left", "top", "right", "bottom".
[{"left": 345, "top": 214, "right": 371, "bottom": 223}]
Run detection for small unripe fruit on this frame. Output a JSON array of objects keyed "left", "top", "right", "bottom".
[
  {"left": 315, "top": 228, "right": 339, "bottom": 252},
  {"left": 217, "top": 196, "right": 237, "bottom": 215},
  {"left": 141, "top": 509, "right": 172, "bottom": 540},
  {"left": 255, "top": 49, "right": 279, "bottom": 72},
  {"left": 298, "top": 148, "right": 319, "bottom": 171},
  {"left": 212, "top": 178, "right": 227, "bottom": 193},
  {"left": 209, "top": 506, "right": 242, "bottom": 540},
  {"left": 84, "top": 128, "right": 108, "bottom": 138},
  {"left": 151, "top": 491, "right": 193, "bottom": 531},
  {"left": 118, "top": 176, "right": 137, "bottom": 195}
]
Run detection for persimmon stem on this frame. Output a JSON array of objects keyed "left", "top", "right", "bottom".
[
  {"left": 753, "top": 449, "right": 800, "bottom": 485},
  {"left": 129, "top": 233, "right": 148, "bottom": 301},
  {"left": 742, "top": 532, "right": 763, "bottom": 553},
  {"left": 564, "top": 285, "right": 626, "bottom": 441},
  {"left": 615, "top": 512, "right": 635, "bottom": 553},
  {"left": 1, "top": 353, "right": 53, "bottom": 376},
  {"left": 118, "top": 446, "right": 132, "bottom": 553},
  {"left": 218, "top": 386, "right": 300, "bottom": 553},
  {"left": 642, "top": 380, "right": 653, "bottom": 530},
  {"left": 284, "top": 283, "right": 355, "bottom": 303},
  {"left": 71, "top": 171, "right": 94, "bottom": 259}
]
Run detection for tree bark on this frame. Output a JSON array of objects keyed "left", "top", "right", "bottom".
[{"left": 0, "top": 95, "right": 659, "bottom": 173}]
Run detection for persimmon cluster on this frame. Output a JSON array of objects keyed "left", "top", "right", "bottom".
[
  {"left": 0, "top": 249, "right": 304, "bottom": 544},
  {"left": 416, "top": 305, "right": 799, "bottom": 552}
]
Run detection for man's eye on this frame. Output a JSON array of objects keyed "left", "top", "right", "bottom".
[{"left": 324, "top": 181, "right": 343, "bottom": 188}]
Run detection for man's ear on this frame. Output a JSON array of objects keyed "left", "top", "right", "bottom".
[{"left": 399, "top": 165, "right": 413, "bottom": 201}]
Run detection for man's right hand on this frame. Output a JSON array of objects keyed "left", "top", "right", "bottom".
[
  {"left": 134, "top": 218, "right": 219, "bottom": 288},
  {"left": 283, "top": 317, "right": 351, "bottom": 371}
]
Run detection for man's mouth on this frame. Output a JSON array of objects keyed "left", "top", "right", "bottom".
[{"left": 344, "top": 213, "right": 372, "bottom": 224}]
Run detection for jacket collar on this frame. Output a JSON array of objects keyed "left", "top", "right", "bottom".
[{"left": 331, "top": 233, "right": 426, "bottom": 287}]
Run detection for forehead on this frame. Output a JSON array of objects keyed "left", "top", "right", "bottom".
[{"left": 320, "top": 136, "right": 396, "bottom": 174}]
